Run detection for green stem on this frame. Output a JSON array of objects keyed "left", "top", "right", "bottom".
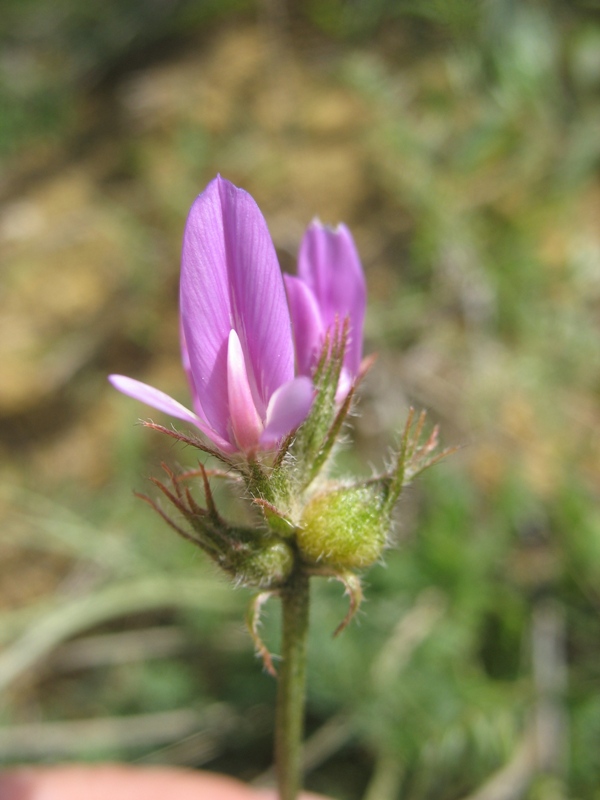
[{"left": 276, "top": 568, "right": 310, "bottom": 800}]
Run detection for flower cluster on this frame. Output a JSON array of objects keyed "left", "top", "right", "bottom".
[
  {"left": 110, "top": 176, "right": 448, "bottom": 635},
  {"left": 110, "top": 176, "right": 365, "bottom": 455}
]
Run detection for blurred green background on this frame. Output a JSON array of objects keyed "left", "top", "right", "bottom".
[{"left": 1, "top": 1, "right": 599, "bottom": 797}]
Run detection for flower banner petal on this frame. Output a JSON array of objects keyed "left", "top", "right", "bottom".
[
  {"left": 180, "top": 177, "right": 233, "bottom": 439},
  {"left": 180, "top": 323, "right": 206, "bottom": 421},
  {"left": 217, "top": 177, "right": 295, "bottom": 412}
]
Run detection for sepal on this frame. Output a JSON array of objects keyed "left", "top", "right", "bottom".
[
  {"left": 253, "top": 498, "right": 296, "bottom": 537},
  {"left": 291, "top": 320, "right": 352, "bottom": 488},
  {"left": 383, "top": 408, "right": 458, "bottom": 514},
  {"left": 139, "top": 463, "right": 294, "bottom": 589}
]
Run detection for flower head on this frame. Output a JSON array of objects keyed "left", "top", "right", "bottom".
[
  {"left": 284, "top": 221, "right": 366, "bottom": 398},
  {"left": 110, "top": 176, "right": 313, "bottom": 454}
]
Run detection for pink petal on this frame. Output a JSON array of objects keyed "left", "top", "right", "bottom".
[
  {"left": 261, "top": 376, "right": 314, "bottom": 447},
  {"left": 284, "top": 274, "right": 325, "bottom": 377},
  {"left": 179, "top": 178, "right": 234, "bottom": 439},
  {"left": 180, "top": 176, "right": 295, "bottom": 439},
  {"left": 226, "top": 329, "right": 264, "bottom": 452},
  {"left": 108, "top": 375, "right": 234, "bottom": 453},
  {"left": 180, "top": 323, "right": 206, "bottom": 420},
  {"left": 218, "top": 177, "right": 295, "bottom": 408},
  {"left": 298, "top": 221, "right": 366, "bottom": 377}
]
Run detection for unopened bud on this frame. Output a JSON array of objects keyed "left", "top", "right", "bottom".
[
  {"left": 223, "top": 533, "right": 295, "bottom": 589},
  {"left": 296, "top": 484, "right": 388, "bottom": 569}
]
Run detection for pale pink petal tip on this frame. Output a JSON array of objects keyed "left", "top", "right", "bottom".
[
  {"left": 226, "top": 329, "right": 263, "bottom": 452},
  {"left": 108, "top": 375, "right": 200, "bottom": 426},
  {"left": 108, "top": 374, "right": 235, "bottom": 453},
  {"left": 261, "top": 376, "right": 314, "bottom": 447}
]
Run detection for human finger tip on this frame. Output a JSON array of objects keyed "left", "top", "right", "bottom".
[
  {"left": 0, "top": 769, "right": 36, "bottom": 800},
  {"left": 0, "top": 766, "right": 260, "bottom": 800}
]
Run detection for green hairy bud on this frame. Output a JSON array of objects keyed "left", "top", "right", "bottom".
[
  {"left": 297, "top": 483, "right": 389, "bottom": 569},
  {"left": 223, "top": 533, "right": 295, "bottom": 589}
]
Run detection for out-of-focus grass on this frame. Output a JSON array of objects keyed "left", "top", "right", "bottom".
[
  {"left": 0, "top": 1, "right": 599, "bottom": 798},
  {"left": 0, "top": 0, "right": 251, "bottom": 159}
]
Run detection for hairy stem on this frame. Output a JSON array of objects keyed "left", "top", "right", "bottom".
[{"left": 276, "top": 568, "right": 310, "bottom": 800}]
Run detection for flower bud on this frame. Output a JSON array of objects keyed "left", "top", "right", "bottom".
[
  {"left": 235, "top": 537, "right": 295, "bottom": 589},
  {"left": 205, "top": 527, "right": 295, "bottom": 590},
  {"left": 296, "top": 484, "right": 388, "bottom": 569}
]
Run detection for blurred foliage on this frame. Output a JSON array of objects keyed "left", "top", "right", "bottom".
[
  {"left": 304, "top": 0, "right": 481, "bottom": 39},
  {"left": 1, "top": 0, "right": 600, "bottom": 799},
  {"left": 0, "top": 0, "right": 250, "bottom": 159}
]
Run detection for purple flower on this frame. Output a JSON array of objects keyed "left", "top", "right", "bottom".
[
  {"left": 284, "top": 221, "right": 366, "bottom": 398},
  {"left": 110, "top": 176, "right": 313, "bottom": 454}
]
